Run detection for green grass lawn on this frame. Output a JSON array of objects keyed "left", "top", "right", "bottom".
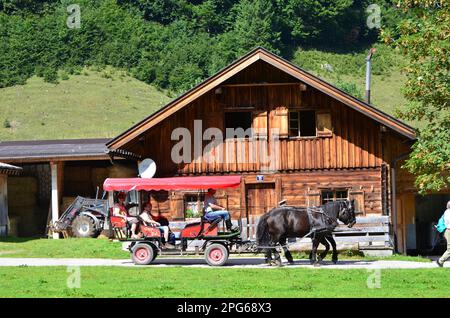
[
  {"left": 0, "top": 67, "right": 171, "bottom": 141},
  {"left": 0, "top": 237, "right": 431, "bottom": 263},
  {"left": 0, "top": 266, "right": 448, "bottom": 297},
  {"left": 0, "top": 237, "right": 128, "bottom": 259}
]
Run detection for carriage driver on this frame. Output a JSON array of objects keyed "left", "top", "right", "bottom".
[
  {"left": 204, "top": 188, "right": 238, "bottom": 232},
  {"left": 113, "top": 192, "right": 140, "bottom": 239}
]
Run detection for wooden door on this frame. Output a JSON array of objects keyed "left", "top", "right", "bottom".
[{"left": 245, "top": 183, "right": 276, "bottom": 218}]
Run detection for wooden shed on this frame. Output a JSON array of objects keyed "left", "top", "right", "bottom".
[{"left": 0, "top": 139, "right": 136, "bottom": 238}]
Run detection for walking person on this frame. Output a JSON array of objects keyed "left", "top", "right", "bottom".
[{"left": 437, "top": 200, "right": 450, "bottom": 267}]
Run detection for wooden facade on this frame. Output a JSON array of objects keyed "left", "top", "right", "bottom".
[{"left": 107, "top": 48, "right": 427, "bottom": 253}]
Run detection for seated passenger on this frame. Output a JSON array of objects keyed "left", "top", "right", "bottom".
[
  {"left": 149, "top": 207, "right": 169, "bottom": 227},
  {"left": 140, "top": 202, "right": 174, "bottom": 248},
  {"left": 204, "top": 188, "right": 238, "bottom": 232},
  {"left": 113, "top": 192, "right": 140, "bottom": 239}
]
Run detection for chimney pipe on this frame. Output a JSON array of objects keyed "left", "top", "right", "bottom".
[{"left": 365, "top": 48, "right": 376, "bottom": 104}]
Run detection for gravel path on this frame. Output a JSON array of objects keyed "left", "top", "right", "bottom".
[{"left": 0, "top": 257, "right": 447, "bottom": 269}]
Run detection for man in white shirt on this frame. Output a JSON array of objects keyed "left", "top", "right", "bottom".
[{"left": 437, "top": 200, "right": 450, "bottom": 267}]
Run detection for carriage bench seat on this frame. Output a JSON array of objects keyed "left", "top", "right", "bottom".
[
  {"left": 110, "top": 216, "right": 128, "bottom": 239},
  {"left": 140, "top": 225, "right": 162, "bottom": 238}
]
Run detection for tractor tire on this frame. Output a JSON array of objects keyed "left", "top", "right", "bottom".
[
  {"left": 131, "top": 243, "right": 156, "bottom": 265},
  {"left": 71, "top": 215, "right": 98, "bottom": 238},
  {"left": 205, "top": 243, "right": 229, "bottom": 266}
]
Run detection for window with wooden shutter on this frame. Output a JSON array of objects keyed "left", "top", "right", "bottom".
[
  {"left": 170, "top": 192, "right": 185, "bottom": 219},
  {"left": 307, "top": 191, "right": 321, "bottom": 207},
  {"left": 316, "top": 111, "right": 332, "bottom": 137},
  {"left": 289, "top": 110, "right": 316, "bottom": 137},
  {"left": 349, "top": 190, "right": 365, "bottom": 214},
  {"left": 273, "top": 106, "right": 289, "bottom": 138},
  {"left": 320, "top": 188, "right": 348, "bottom": 205},
  {"left": 252, "top": 111, "right": 267, "bottom": 138}
]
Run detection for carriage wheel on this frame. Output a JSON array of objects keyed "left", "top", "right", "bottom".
[
  {"left": 131, "top": 243, "right": 155, "bottom": 265},
  {"left": 205, "top": 243, "right": 229, "bottom": 266}
]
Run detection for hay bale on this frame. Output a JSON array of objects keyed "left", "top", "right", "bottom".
[
  {"left": 7, "top": 216, "right": 19, "bottom": 237},
  {"left": 61, "top": 196, "right": 77, "bottom": 213},
  {"left": 8, "top": 192, "right": 38, "bottom": 208},
  {"left": 10, "top": 206, "right": 46, "bottom": 237},
  {"left": 64, "top": 181, "right": 92, "bottom": 197},
  {"left": 7, "top": 177, "right": 38, "bottom": 207},
  {"left": 64, "top": 166, "right": 91, "bottom": 182},
  {"left": 107, "top": 164, "right": 137, "bottom": 178},
  {"left": 91, "top": 167, "right": 109, "bottom": 190},
  {"left": 7, "top": 177, "right": 39, "bottom": 193}
]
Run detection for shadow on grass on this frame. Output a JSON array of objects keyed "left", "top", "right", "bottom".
[{"left": 0, "top": 236, "right": 44, "bottom": 244}]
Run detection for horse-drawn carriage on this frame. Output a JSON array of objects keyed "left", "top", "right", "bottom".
[
  {"left": 103, "top": 175, "right": 257, "bottom": 266},
  {"left": 102, "top": 175, "right": 357, "bottom": 267}
]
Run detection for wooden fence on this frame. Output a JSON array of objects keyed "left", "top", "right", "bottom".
[
  {"left": 236, "top": 215, "right": 392, "bottom": 252},
  {"left": 169, "top": 215, "right": 392, "bottom": 253}
]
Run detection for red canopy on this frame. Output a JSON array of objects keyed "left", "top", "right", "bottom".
[{"left": 103, "top": 175, "right": 241, "bottom": 192}]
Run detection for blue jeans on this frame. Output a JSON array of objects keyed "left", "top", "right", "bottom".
[
  {"left": 157, "top": 226, "right": 166, "bottom": 234},
  {"left": 205, "top": 210, "right": 230, "bottom": 222}
]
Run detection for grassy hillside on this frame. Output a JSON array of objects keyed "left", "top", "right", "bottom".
[
  {"left": 292, "top": 45, "right": 414, "bottom": 127},
  {"left": 0, "top": 68, "right": 171, "bottom": 141},
  {"left": 0, "top": 46, "right": 413, "bottom": 142}
]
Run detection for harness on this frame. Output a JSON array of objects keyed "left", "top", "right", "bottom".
[
  {"left": 257, "top": 205, "right": 344, "bottom": 250},
  {"left": 306, "top": 206, "right": 339, "bottom": 234}
]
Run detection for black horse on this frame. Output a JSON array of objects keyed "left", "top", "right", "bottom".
[{"left": 256, "top": 200, "right": 356, "bottom": 266}]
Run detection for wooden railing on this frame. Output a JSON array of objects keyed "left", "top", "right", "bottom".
[
  {"left": 167, "top": 215, "right": 392, "bottom": 253},
  {"left": 235, "top": 215, "right": 392, "bottom": 252}
]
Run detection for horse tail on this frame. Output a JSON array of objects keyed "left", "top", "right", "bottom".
[{"left": 256, "top": 212, "right": 272, "bottom": 248}]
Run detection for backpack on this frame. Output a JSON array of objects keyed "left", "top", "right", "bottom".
[{"left": 436, "top": 214, "right": 447, "bottom": 233}]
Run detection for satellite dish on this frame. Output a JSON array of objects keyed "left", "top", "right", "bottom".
[{"left": 138, "top": 158, "right": 156, "bottom": 178}]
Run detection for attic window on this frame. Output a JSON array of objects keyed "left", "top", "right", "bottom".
[
  {"left": 289, "top": 110, "right": 316, "bottom": 137},
  {"left": 225, "top": 112, "right": 252, "bottom": 139}
]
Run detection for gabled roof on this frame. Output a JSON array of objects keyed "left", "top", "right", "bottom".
[
  {"left": 0, "top": 138, "right": 111, "bottom": 163},
  {"left": 107, "top": 47, "right": 416, "bottom": 150}
]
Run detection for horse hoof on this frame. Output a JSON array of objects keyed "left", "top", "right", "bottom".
[
  {"left": 271, "top": 260, "right": 282, "bottom": 267},
  {"left": 288, "top": 260, "right": 295, "bottom": 265},
  {"left": 313, "top": 262, "right": 321, "bottom": 267},
  {"left": 332, "top": 259, "right": 338, "bottom": 264}
]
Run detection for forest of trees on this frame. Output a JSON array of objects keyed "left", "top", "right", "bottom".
[
  {"left": 0, "top": 0, "right": 401, "bottom": 93},
  {"left": 0, "top": 0, "right": 448, "bottom": 191}
]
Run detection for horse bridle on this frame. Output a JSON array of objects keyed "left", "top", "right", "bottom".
[{"left": 338, "top": 201, "right": 356, "bottom": 228}]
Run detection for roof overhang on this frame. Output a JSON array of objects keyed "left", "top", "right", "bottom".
[
  {"left": 0, "top": 162, "right": 22, "bottom": 175},
  {"left": 107, "top": 47, "right": 416, "bottom": 150},
  {"left": 0, "top": 138, "right": 112, "bottom": 163}
]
